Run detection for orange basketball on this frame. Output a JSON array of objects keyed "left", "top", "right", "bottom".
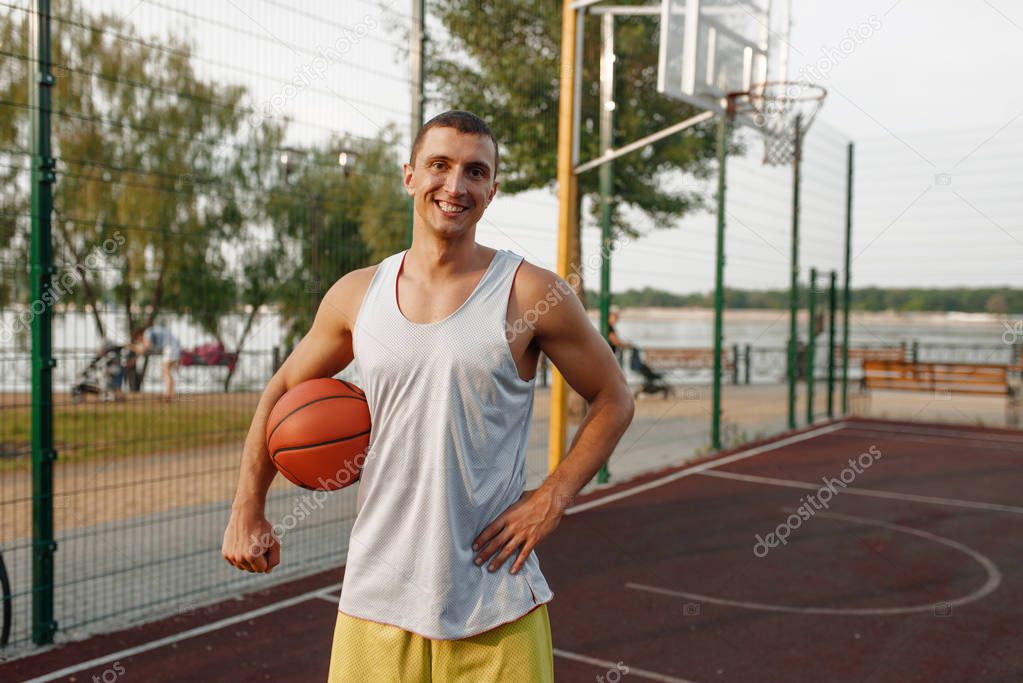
[{"left": 265, "top": 378, "right": 371, "bottom": 491}]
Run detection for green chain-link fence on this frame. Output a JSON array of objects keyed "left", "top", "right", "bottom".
[{"left": 1, "top": 0, "right": 413, "bottom": 651}]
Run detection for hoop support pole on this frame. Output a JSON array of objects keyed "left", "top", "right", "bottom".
[
  {"left": 574, "top": 110, "right": 715, "bottom": 174},
  {"left": 550, "top": 1, "right": 579, "bottom": 473}
]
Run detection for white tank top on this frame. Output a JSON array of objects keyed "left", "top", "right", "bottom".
[{"left": 339, "top": 248, "right": 553, "bottom": 639}]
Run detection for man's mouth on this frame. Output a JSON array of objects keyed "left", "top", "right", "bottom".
[{"left": 435, "top": 200, "right": 467, "bottom": 216}]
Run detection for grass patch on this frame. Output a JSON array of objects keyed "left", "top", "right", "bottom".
[{"left": 0, "top": 393, "right": 259, "bottom": 470}]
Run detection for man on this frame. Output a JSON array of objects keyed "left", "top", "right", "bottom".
[
  {"left": 222, "top": 111, "right": 634, "bottom": 681},
  {"left": 130, "top": 324, "right": 181, "bottom": 400},
  {"left": 607, "top": 307, "right": 631, "bottom": 358}
]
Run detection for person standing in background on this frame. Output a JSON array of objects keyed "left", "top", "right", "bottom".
[
  {"left": 607, "top": 308, "right": 631, "bottom": 362},
  {"left": 131, "top": 324, "right": 181, "bottom": 400}
]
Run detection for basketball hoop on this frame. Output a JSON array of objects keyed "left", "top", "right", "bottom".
[{"left": 732, "top": 82, "right": 828, "bottom": 166}]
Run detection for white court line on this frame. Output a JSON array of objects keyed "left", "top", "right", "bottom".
[
  {"left": 837, "top": 428, "right": 1023, "bottom": 452},
  {"left": 627, "top": 508, "right": 1002, "bottom": 616},
  {"left": 841, "top": 422, "right": 1023, "bottom": 446},
  {"left": 699, "top": 469, "right": 1023, "bottom": 515},
  {"left": 20, "top": 420, "right": 851, "bottom": 682},
  {"left": 553, "top": 648, "right": 698, "bottom": 683},
  {"left": 25, "top": 586, "right": 339, "bottom": 683},
  {"left": 316, "top": 594, "right": 341, "bottom": 604},
  {"left": 567, "top": 422, "right": 849, "bottom": 515}
]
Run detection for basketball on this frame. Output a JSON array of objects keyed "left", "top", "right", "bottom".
[{"left": 265, "top": 378, "right": 371, "bottom": 491}]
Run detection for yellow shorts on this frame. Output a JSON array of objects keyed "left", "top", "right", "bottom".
[{"left": 327, "top": 605, "right": 554, "bottom": 682}]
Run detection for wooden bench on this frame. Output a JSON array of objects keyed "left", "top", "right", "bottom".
[
  {"left": 859, "top": 359, "right": 1019, "bottom": 424},
  {"left": 843, "top": 346, "right": 905, "bottom": 363}
]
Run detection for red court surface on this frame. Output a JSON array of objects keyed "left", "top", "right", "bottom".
[{"left": 5, "top": 417, "right": 1023, "bottom": 682}]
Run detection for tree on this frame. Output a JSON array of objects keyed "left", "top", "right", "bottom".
[
  {"left": 0, "top": 3, "right": 255, "bottom": 350},
  {"left": 426, "top": 0, "right": 722, "bottom": 295},
  {"left": 0, "top": 9, "right": 31, "bottom": 312},
  {"left": 264, "top": 129, "right": 409, "bottom": 345},
  {"left": 2, "top": 2, "right": 411, "bottom": 391}
]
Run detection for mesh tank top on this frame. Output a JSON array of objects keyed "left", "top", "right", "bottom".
[{"left": 338, "top": 247, "right": 553, "bottom": 639}]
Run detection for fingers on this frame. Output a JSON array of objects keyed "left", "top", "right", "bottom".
[
  {"left": 509, "top": 541, "right": 536, "bottom": 575},
  {"left": 247, "top": 531, "right": 279, "bottom": 573},
  {"left": 249, "top": 549, "right": 268, "bottom": 573},
  {"left": 474, "top": 526, "right": 512, "bottom": 566},
  {"left": 266, "top": 537, "right": 281, "bottom": 571},
  {"left": 475, "top": 525, "right": 533, "bottom": 573},
  {"left": 472, "top": 518, "right": 506, "bottom": 556},
  {"left": 486, "top": 540, "right": 520, "bottom": 573},
  {"left": 222, "top": 523, "right": 278, "bottom": 574}
]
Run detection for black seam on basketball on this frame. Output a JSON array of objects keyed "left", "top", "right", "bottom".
[
  {"left": 271, "top": 453, "right": 327, "bottom": 491},
  {"left": 269, "top": 428, "right": 372, "bottom": 460},
  {"left": 335, "top": 378, "right": 366, "bottom": 397},
  {"left": 270, "top": 452, "right": 304, "bottom": 485},
  {"left": 266, "top": 394, "right": 367, "bottom": 443}
]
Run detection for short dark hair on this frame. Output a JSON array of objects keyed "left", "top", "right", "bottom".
[{"left": 409, "top": 110, "right": 499, "bottom": 177}]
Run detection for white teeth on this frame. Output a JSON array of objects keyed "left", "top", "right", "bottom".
[{"left": 437, "top": 201, "right": 465, "bottom": 213}]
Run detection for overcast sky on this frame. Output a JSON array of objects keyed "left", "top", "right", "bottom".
[{"left": 111, "top": 0, "right": 1023, "bottom": 292}]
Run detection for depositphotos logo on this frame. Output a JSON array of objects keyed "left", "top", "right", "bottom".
[{"left": 753, "top": 445, "right": 882, "bottom": 558}]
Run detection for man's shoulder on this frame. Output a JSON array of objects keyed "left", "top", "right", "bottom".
[
  {"left": 512, "top": 259, "right": 573, "bottom": 302},
  {"left": 321, "top": 263, "right": 383, "bottom": 332}
]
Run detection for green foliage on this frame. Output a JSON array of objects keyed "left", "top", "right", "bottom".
[
  {"left": 0, "top": 1, "right": 411, "bottom": 362},
  {"left": 589, "top": 286, "right": 1023, "bottom": 313},
  {"left": 427, "top": 0, "right": 721, "bottom": 238},
  {"left": 264, "top": 130, "right": 409, "bottom": 344},
  {"left": 0, "top": 9, "right": 30, "bottom": 307}
]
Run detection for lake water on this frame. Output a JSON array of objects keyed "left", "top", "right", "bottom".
[{"left": 1, "top": 308, "right": 1019, "bottom": 392}]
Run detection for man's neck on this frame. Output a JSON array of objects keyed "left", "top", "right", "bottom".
[{"left": 405, "top": 227, "right": 491, "bottom": 281}]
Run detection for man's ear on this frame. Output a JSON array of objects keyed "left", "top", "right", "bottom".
[
  {"left": 403, "top": 163, "right": 415, "bottom": 196},
  {"left": 485, "top": 180, "right": 499, "bottom": 206}
]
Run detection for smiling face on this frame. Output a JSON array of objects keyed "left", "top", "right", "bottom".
[{"left": 403, "top": 126, "right": 499, "bottom": 239}]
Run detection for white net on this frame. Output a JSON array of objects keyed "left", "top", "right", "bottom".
[{"left": 742, "top": 82, "right": 828, "bottom": 166}]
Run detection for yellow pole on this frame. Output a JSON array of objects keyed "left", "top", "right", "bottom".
[{"left": 549, "top": 0, "right": 578, "bottom": 473}]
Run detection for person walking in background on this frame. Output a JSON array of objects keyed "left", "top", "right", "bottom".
[
  {"left": 607, "top": 307, "right": 631, "bottom": 361},
  {"left": 131, "top": 324, "right": 181, "bottom": 400}
]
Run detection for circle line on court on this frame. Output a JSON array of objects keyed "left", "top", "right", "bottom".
[{"left": 626, "top": 508, "right": 1002, "bottom": 616}]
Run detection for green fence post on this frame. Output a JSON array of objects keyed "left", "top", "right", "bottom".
[
  {"left": 827, "top": 270, "right": 837, "bottom": 418},
  {"left": 711, "top": 103, "right": 732, "bottom": 451},
  {"left": 596, "top": 146, "right": 612, "bottom": 483},
  {"left": 787, "top": 115, "right": 803, "bottom": 430},
  {"left": 407, "top": 0, "right": 426, "bottom": 247},
  {"left": 29, "top": 0, "right": 57, "bottom": 646},
  {"left": 594, "top": 12, "right": 617, "bottom": 483},
  {"left": 841, "top": 142, "right": 854, "bottom": 414},
  {"left": 731, "top": 344, "right": 739, "bottom": 385},
  {"left": 806, "top": 267, "right": 817, "bottom": 424},
  {"left": 744, "top": 343, "right": 751, "bottom": 385}
]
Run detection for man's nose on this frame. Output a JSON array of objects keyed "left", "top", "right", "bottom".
[{"left": 443, "top": 169, "right": 466, "bottom": 195}]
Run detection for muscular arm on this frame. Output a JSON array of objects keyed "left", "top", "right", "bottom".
[
  {"left": 531, "top": 275, "right": 634, "bottom": 502},
  {"left": 473, "top": 264, "right": 635, "bottom": 574},
  {"left": 222, "top": 268, "right": 373, "bottom": 573}
]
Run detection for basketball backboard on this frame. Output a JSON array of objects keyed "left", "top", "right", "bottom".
[{"left": 657, "top": 0, "right": 788, "bottom": 116}]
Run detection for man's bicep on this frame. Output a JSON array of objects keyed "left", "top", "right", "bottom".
[
  {"left": 279, "top": 279, "right": 358, "bottom": 388},
  {"left": 533, "top": 278, "right": 623, "bottom": 402}
]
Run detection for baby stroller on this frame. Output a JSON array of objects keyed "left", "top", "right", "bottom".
[
  {"left": 71, "top": 339, "right": 129, "bottom": 403},
  {"left": 629, "top": 347, "right": 674, "bottom": 400}
]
